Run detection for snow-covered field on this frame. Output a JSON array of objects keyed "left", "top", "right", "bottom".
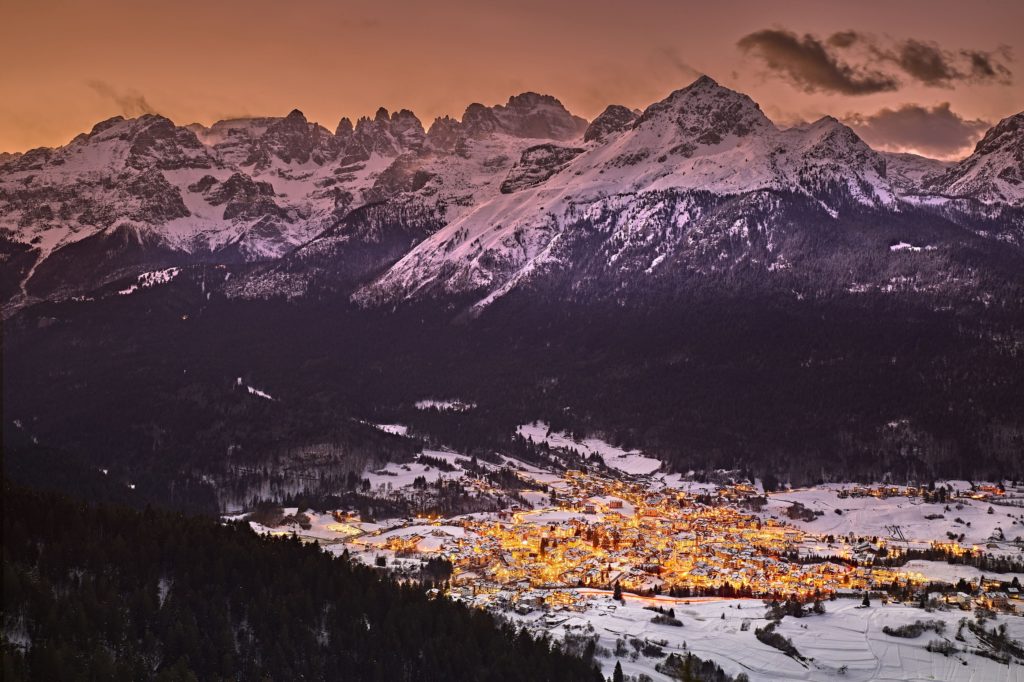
[
  {"left": 761, "top": 484, "right": 1024, "bottom": 555},
  {"left": 369, "top": 423, "right": 409, "bottom": 436},
  {"left": 517, "top": 421, "right": 663, "bottom": 475},
  {"left": 363, "top": 458, "right": 464, "bottom": 491},
  {"left": 513, "top": 593, "right": 1024, "bottom": 682},
  {"left": 236, "top": 420, "right": 1023, "bottom": 681}
]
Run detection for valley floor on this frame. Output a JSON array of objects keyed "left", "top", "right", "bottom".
[{"left": 242, "top": 420, "right": 1024, "bottom": 681}]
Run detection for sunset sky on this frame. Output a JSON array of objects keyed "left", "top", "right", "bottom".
[{"left": 2, "top": 0, "right": 1022, "bottom": 159}]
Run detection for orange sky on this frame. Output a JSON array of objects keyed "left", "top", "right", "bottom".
[{"left": 2, "top": 0, "right": 1022, "bottom": 158}]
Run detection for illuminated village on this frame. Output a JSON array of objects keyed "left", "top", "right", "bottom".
[
  {"left": 242, "top": 422, "right": 1024, "bottom": 680},
  {"left": 350, "top": 468, "right": 940, "bottom": 613}
]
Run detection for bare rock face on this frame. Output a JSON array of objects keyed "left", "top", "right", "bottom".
[
  {"left": 339, "top": 108, "right": 427, "bottom": 160},
  {"left": 461, "top": 93, "right": 587, "bottom": 141},
  {"left": 496, "top": 93, "right": 588, "bottom": 140},
  {"left": 388, "top": 109, "right": 428, "bottom": 152},
  {"left": 583, "top": 105, "right": 638, "bottom": 143},
  {"left": 124, "top": 115, "right": 213, "bottom": 171},
  {"left": 500, "top": 144, "right": 585, "bottom": 193},
  {"left": 125, "top": 169, "right": 191, "bottom": 222},
  {"left": 423, "top": 116, "right": 464, "bottom": 154},
  {"left": 205, "top": 173, "right": 289, "bottom": 222},
  {"left": 634, "top": 75, "right": 773, "bottom": 144},
  {"left": 246, "top": 109, "right": 335, "bottom": 169}
]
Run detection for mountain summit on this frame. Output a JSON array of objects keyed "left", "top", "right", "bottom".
[
  {"left": 927, "top": 112, "right": 1024, "bottom": 205},
  {"left": 1, "top": 76, "right": 1022, "bottom": 310}
]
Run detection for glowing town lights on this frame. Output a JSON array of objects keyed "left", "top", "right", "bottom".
[{"left": 347, "top": 471, "right": 933, "bottom": 610}]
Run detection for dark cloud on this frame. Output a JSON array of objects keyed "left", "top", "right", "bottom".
[
  {"left": 845, "top": 102, "right": 990, "bottom": 159},
  {"left": 880, "top": 40, "right": 1013, "bottom": 87},
  {"left": 826, "top": 31, "right": 862, "bottom": 49},
  {"left": 962, "top": 47, "right": 1013, "bottom": 83},
  {"left": 890, "top": 40, "right": 960, "bottom": 86},
  {"left": 738, "top": 29, "right": 1014, "bottom": 94},
  {"left": 86, "top": 80, "right": 157, "bottom": 117},
  {"left": 737, "top": 29, "right": 898, "bottom": 95}
]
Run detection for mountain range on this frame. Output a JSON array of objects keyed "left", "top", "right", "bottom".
[{"left": 2, "top": 76, "right": 1023, "bottom": 311}]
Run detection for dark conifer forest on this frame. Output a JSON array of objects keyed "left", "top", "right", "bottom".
[
  {"left": 4, "top": 278, "right": 1022, "bottom": 513},
  {"left": 1, "top": 484, "right": 603, "bottom": 681}
]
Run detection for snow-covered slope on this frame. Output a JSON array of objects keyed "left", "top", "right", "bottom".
[
  {"left": 2, "top": 77, "right": 1021, "bottom": 308},
  {"left": 927, "top": 112, "right": 1024, "bottom": 206},
  {"left": 356, "top": 77, "right": 913, "bottom": 306},
  {"left": 879, "top": 152, "right": 951, "bottom": 193},
  {"left": 0, "top": 93, "right": 589, "bottom": 302},
  {"left": 229, "top": 98, "right": 590, "bottom": 299}
]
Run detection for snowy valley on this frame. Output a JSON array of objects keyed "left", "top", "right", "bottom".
[{"left": 238, "top": 418, "right": 1024, "bottom": 681}]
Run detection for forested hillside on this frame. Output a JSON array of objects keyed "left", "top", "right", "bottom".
[
  {"left": 0, "top": 485, "right": 603, "bottom": 681},
  {"left": 5, "top": 278, "right": 1023, "bottom": 515}
]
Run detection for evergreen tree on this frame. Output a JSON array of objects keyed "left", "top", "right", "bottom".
[{"left": 2, "top": 484, "right": 603, "bottom": 682}]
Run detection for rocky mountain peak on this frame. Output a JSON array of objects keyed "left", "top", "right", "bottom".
[
  {"left": 424, "top": 116, "right": 464, "bottom": 152},
  {"left": 928, "top": 110, "right": 1024, "bottom": 205},
  {"left": 687, "top": 74, "right": 720, "bottom": 90},
  {"left": 458, "top": 94, "right": 587, "bottom": 141},
  {"left": 780, "top": 116, "right": 889, "bottom": 197},
  {"left": 388, "top": 109, "right": 426, "bottom": 151},
  {"left": 257, "top": 111, "right": 333, "bottom": 166},
  {"left": 584, "top": 105, "right": 639, "bottom": 142},
  {"left": 973, "top": 111, "right": 1024, "bottom": 156},
  {"left": 344, "top": 107, "right": 426, "bottom": 157},
  {"left": 493, "top": 92, "right": 588, "bottom": 141},
  {"left": 336, "top": 117, "right": 354, "bottom": 137},
  {"left": 88, "top": 115, "right": 128, "bottom": 137},
  {"left": 635, "top": 75, "right": 774, "bottom": 142},
  {"left": 113, "top": 115, "right": 212, "bottom": 171},
  {"left": 800, "top": 116, "right": 871, "bottom": 149},
  {"left": 461, "top": 103, "right": 502, "bottom": 138},
  {"left": 503, "top": 92, "right": 564, "bottom": 111}
]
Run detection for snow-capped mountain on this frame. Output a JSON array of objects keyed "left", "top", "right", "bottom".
[
  {"left": 926, "top": 112, "right": 1024, "bottom": 206},
  {"left": 229, "top": 96, "right": 590, "bottom": 299},
  {"left": 2, "top": 76, "right": 1022, "bottom": 309},
  {"left": 0, "top": 93, "right": 587, "bottom": 303},
  {"left": 878, "top": 152, "right": 951, "bottom": 194},
  {"left": 355, "top": 77, "right": 983, "bottom": 307}
]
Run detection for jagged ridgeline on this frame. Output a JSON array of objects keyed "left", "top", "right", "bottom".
[
  {"left": 3, "top": 76, "right": 1024, "bottom": 507},
  {"left": 1, "top": 77, "right": 1021, "bottom": 309},
  {"left": 1, "top": 484, "right": 604, "bottom": 681}
]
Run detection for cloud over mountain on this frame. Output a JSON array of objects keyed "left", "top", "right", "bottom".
[
  {"left": 845, "top": 102, "right": 990, "bottom": 159},
  {"left": 737, "top": 29, "right": 898, "bottom": 95},
  {"left": 87, "top": 81, "right": 158, "bottom": 117},
  {"left": 739, "top": 29, "right": 1013, "bottom": 94}
]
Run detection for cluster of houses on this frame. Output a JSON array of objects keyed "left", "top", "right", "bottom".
[
  {"left": 937, "top": 582, "right": 1021, "bottom": 614},
  {"left": 343, "top": 468, "right": 1024, "bottom": 619},
  {"left": 838, "top": 485, "right": 923, "bottom": 500},
  {"left": 408, "top": 470, "right": 917, "bottom": 609}
]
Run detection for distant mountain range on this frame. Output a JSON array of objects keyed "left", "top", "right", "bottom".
[{"left": 2, "top": 76, "right": 1022, "bottom": 311}]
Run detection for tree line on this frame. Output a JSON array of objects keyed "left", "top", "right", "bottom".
[{"left": 1, "top": 483, "right": 603, "bottom": 682}]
